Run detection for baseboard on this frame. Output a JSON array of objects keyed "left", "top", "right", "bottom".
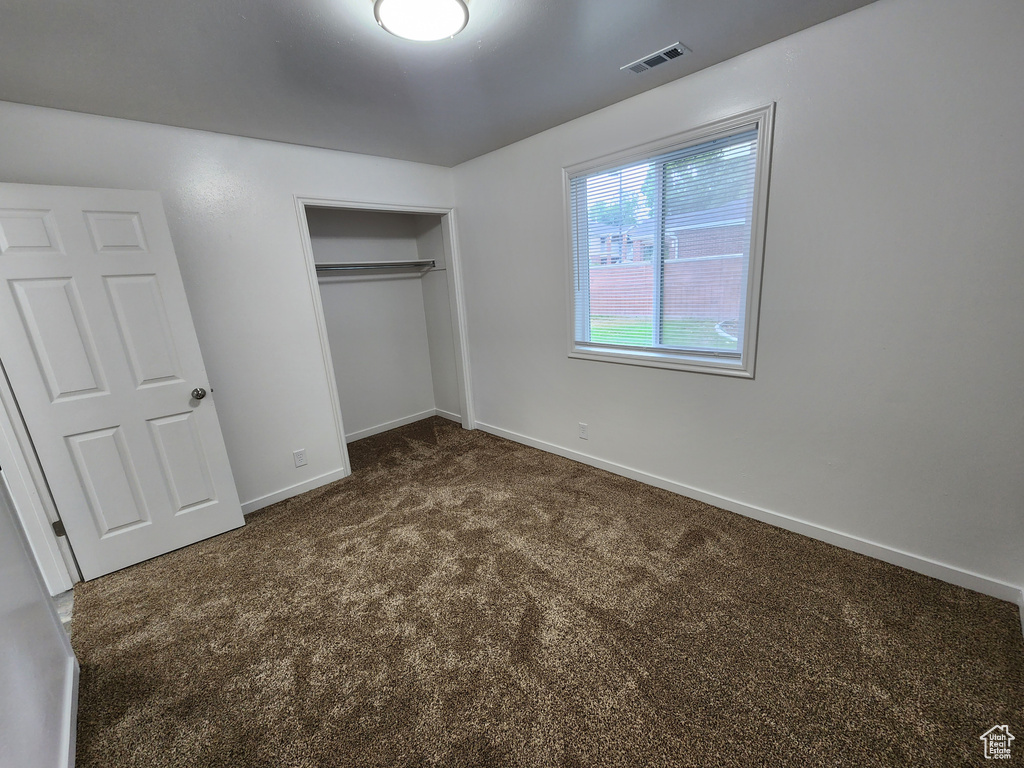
[
  {"left": 62, "top": 656, "right": 79, "bottom": 768},
  {"left": 475, "top": 421, "right": 1024, "bottom": 609},
  {"left": 240, "top": 468, "right": 348, "bottom": 516},
  {"left": 239, "top": 411, "right": 467, "bottom": 518},
  {"left": 345, "top": 410, "right": 439, "bottom": 443},
  {"left": 345, "top": 408, "right": 463, "bottom": 441}
]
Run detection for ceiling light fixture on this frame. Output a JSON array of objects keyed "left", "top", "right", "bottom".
[{"left": 374, "top": 0, "right": 469, "bottom": 42}]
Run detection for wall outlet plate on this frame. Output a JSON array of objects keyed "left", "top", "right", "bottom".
[
  {"left": 578, "top": 423, "right": 589, "bottom": 440},
  {"left": 293, "top": 449, "right": 307, "bottom": 467}
]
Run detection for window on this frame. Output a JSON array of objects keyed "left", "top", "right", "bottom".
[{"left": 567, "top": 105, "right": 774, "bottom": 377}]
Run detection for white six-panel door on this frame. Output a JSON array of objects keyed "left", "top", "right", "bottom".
[{"left": 0, "top": 183, "right": 244, "bottom": 579}]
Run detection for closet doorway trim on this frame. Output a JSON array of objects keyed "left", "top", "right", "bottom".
[{"left": 293, "top": 196, "right": 476, "bottom": 477}]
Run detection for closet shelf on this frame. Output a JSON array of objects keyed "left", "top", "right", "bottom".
[{"left": 315, "top": 260, "right": 435, "bottom": 273}]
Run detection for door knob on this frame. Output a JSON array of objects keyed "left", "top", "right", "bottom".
[{"left": 191, "top": 387, "right": 207, "bottom": 400}]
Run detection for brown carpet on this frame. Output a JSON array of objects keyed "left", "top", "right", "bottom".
[{"left": 72, "top": 417, "right": 1023, "bottom": 767}]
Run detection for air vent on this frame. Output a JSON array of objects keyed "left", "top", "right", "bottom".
[{"left": 620, "top": 43, "right": 691, "bottom": 74}]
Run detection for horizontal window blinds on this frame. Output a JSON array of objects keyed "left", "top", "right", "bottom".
[{"left": 571, "top": 127, "right": 758, "bottom": 359}]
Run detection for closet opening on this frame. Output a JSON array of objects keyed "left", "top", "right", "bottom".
[{"left": 295, "top": 199, "right": 473, "bottom": 477}]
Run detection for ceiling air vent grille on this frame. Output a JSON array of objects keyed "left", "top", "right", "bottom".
[{"left": 621, "top": 43, "right": 691, "bottom": 74}]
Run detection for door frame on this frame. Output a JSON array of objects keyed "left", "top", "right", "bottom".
[
  {"left": 0, "top": 360, "right": 79, "bottom": 593},
  {"left": 293, "top": 196, "right": 476, "bottom": 469}
]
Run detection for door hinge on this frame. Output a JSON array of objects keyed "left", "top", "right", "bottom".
[{"left": 52, "top": 519, "right": 67, "bottom": 538}]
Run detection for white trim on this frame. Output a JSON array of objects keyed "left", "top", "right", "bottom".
[
  {"left": 345, "top": 410, "right": 439, "bottom": 442},
  {"left": 39, "top": 503, "right": 80, "bottom": 768},
  {"left": 240, "top": 468, "right": 348, "bottom": 516},
  {"left": 239, "top": 408, "right": 464, "bottom": 516},
  {"left": 563, "top": 103, "right": 775, "bottom": 380},
  {"left": 293, "top": 199, "right": 352, "bottom": 480},
  {"left": 5, "top": 459, "right": 81, "bottom": 767},
  {"left": 0, "top": 364, "right": 77, "bottom": 594},
  {"left": 292, "top": 196, "right": 476, "bottom": 447},
  {"left": 563, "top": 105, "right": 775, "bottom": 183},
  {"left": 439, "top": 208, "right": 476, "bottom": 430},
  {"left": 61, "top": 656, "right": 80, "bottom": 768},
  {"left": 474, "top": 420, "right": 1024, "bottom": 607},
  {"left": 568, "top": 346, "right": 751, "bottom": 378},
  {"left": 346, "top": 408, "right": 462, "bottom": 442}
]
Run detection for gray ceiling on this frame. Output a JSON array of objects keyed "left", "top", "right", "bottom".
[{"left": 0, "top": 0, "right": 877, "bottom": 167}]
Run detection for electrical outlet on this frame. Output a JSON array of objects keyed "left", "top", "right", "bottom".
[
  {"left": 578, "top": 422, "right": 589, "bottom": 440},
  {"left": 293, "top": 449, "right": 307, "bottom": 468}
]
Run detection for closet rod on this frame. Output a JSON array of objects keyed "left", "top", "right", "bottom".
[{"left": 315, "top": 259, "right": 435, "bottom": 273}]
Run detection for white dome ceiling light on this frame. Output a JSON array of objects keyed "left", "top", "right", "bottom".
[{"left": 374, "top": 0, "right": 469, "bottom": 42}]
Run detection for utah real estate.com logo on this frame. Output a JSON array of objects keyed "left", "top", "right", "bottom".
[{"left": 979, "top": 725, "right": 1014, "bottom": 760}]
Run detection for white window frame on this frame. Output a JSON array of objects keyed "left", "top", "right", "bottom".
[{"left": 564, "top": 104, "right": 775, "bottom": 378}]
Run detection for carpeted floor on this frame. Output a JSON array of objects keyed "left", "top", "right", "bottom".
[{"left": 72, "top": 417, "right": 1023, "bottom": 767}]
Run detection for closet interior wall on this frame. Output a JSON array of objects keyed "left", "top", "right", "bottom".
[{"left": 306, "top": 207, "right": 461, "bottom": 442}]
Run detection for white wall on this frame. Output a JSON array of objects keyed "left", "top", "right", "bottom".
[
  {"left": 0, "top": 101, "right": 454, "bottom": 515},
  {"left": 452, "top": 0, "right": 1024, "bottom": 595},
  {"left": 0, "top": 473, "right": 78, "bottom": 768}
]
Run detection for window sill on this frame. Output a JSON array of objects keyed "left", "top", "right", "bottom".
[{"left": 569, "top": 344, "right": 754, "bottom": 378}]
